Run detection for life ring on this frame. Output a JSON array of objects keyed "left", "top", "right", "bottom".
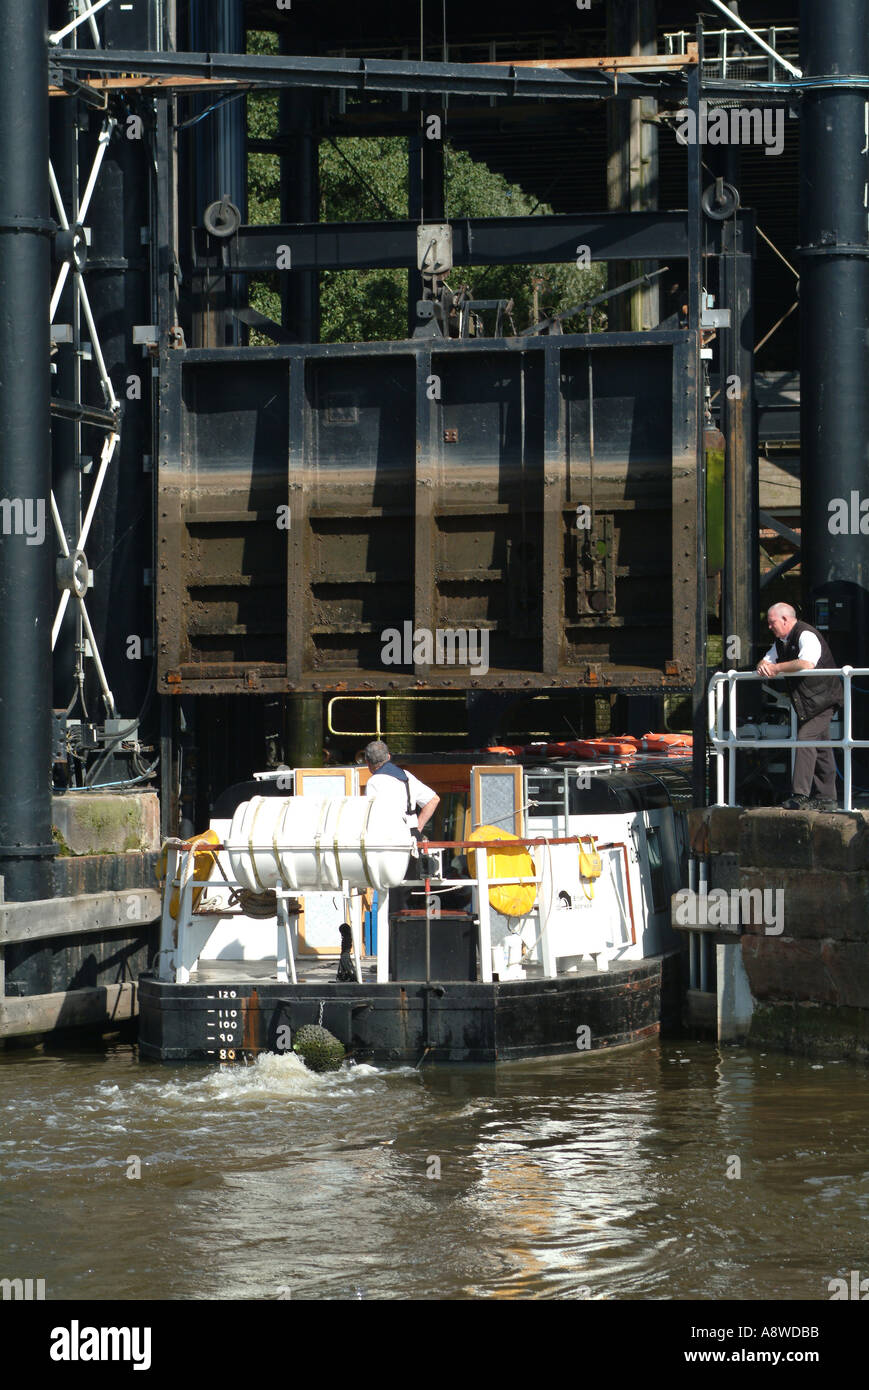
[{"left": 641, "top": 732, "right": 693, "bottom": 753}]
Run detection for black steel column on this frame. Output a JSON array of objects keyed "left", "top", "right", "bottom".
[
  {"left": 800, "top": 0, "right": 869, "bottom": 669},
  {"left": 721, "top": 211, "right": 758, "bottom": 667},
  {"left": 189, "top": 0, "right": 247, "bottom": 345},
  {"left": 407, "top": 4, "right": 446, "bottom": 340},
  {"left": 279, "top": 81, "right": 320, "bottom": 342},
  {"left": 0, "top": 0, "right": 54, "bottom": 898},
  {"left": 687, "top": 44, "right": 708, "bottom": 806}
]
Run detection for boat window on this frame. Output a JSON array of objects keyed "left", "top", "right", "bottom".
[
  {"left": 645, "top": 824, "right": 668, "bottom": 911},
  {"left": 434, "top": 793, "right": 470, "bottom": 875}
]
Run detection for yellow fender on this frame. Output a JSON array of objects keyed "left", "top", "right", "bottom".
[
  {"left": 156, "top": 829, "right": 220, "bottom": 920},
  {"left": 468, "top": 825, "right": 537, "bottom": 918},
  {"left": 578, "top": 834, "right": 602, "bottom": 901},
  {"left": 579, "top": 835, "right": 602, "bottom": 879}
]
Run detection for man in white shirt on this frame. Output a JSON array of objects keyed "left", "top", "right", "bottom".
[
  {"left": 363, "top": 740, "right": 440, "bottom": 838},
  {"left": 756, "top": 603, "right": 842, "bottom": 809}
]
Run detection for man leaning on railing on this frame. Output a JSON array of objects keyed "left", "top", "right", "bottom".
[{"left": 755, "top": 603, "right": 843, "bottom": 810}]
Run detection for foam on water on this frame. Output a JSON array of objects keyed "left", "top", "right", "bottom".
[{"left": 134, "top": 1051, "right": 416, "bottom": 1112}]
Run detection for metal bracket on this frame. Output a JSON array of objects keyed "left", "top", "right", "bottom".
[{"left": 417, "top": 223, "right": 452, "bottom": 274}]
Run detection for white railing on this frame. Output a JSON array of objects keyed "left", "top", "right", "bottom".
[
  {"left": 664, "top": 26, "right": 799, "bottom": 82},
  {"left": 708, "top": 668, "right": 869, "bottom": 811}
]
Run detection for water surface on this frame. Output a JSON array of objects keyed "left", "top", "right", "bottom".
[{"left": 1, "top": 1040, "right": 866, "bottom": 1300}]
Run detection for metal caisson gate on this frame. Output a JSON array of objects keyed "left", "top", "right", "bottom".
[{"left": 157, "top": 329, "right": 700, "bottom": 693}]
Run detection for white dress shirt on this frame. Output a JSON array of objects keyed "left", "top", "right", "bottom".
[{"left": 365, "top": 764, "right": 437, "bottom": 827}]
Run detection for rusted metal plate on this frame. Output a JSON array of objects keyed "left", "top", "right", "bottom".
[{"left": 157, "top": 333, "right": 699, "bottom": 693}]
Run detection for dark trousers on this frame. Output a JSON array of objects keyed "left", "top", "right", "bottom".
[{"left": 792, "top": 707, "right": 837, "bottom": 799}]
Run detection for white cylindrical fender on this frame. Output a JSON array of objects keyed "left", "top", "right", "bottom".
[{"left": 227, "top": 796, "right": 412, "bottom": 893}]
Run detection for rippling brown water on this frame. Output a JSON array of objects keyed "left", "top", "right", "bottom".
[{"left": 1, "top": 1040, "right": 867, "bottom": 1300}]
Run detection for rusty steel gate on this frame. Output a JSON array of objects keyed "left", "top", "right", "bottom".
[{"left": 157, "top": 329, "right": 700, "bottom": 695}]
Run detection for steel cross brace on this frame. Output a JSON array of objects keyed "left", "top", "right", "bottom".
[
  {"left": 48, "top": 116, "right": 121, "bottom": 718},
  {"left": 50, "top": 0, "right": 112, "bottom": 47}
]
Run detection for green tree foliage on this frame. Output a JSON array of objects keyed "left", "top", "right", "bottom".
[
  {"left": 246, "top": 32, "right": 281, "bottom": 339},
  {"left": 317, "top": 135, "right": 410, "bottom": 342},
  {"left": 246, "top": 31, "right": 607, "bottom": 343}
]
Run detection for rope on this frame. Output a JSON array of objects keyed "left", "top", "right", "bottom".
[{"left": 210, "top": 849, "right": 280, "bottom": 917}]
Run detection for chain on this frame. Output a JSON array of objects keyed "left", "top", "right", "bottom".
[{"left": 318, "top": 1000, "right": 324, "bottom": 1027}]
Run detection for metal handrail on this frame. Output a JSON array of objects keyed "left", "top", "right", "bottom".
[
  {"left": 664, "top": 25, "right": 799, "bottom": 82},
  {"left": 707, "top": 667, "right": 869, "bottom": 810}
]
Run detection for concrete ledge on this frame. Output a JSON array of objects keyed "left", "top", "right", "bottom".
[
  {"left": 51, "top": 792, "right": 160, "bottom": 856},
  {"left": 0, "top": 982, "right": 136, "bottom": 1039}
]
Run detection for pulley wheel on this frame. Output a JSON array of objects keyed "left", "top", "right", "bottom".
[
  {"left": 702, "top": 180, "right": 740, "bottom": 221},
  {"left": 203, "top": 196, "right": 241, "bottom": 239}
]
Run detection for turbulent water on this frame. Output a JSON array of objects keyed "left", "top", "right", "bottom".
[{"left": 1, "top": 1040, "right": 867, "bottom": 1301}]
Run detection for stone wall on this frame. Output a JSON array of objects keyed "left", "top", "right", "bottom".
[
  {"left": 51, "top": 792, "right": 160, "bottom": 857},
  {"left": 684, "top": 808, "right": 869, "bottom": 1062}
]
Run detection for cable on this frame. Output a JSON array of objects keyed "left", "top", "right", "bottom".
[
  {"left": 175, "top": 89, "right": 252, "bottom": 132},
  {"left": 58, "top": 756, "right": 159, "bottom": 792},
  {"left": 723, "top": 77, "right": 869, "bottom": 90},
  {"left": 324, "top": 136, "right": 396, "bottom": 219},
  {"left": 84, "top": 672, "right": 156, "bottom": 786}
]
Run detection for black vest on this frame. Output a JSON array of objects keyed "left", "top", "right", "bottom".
[
  {"left": 774, "top": 620, "right": 842, "bottom": 721},
  {"left": 370, "top": 760, "right": 412, "bottom": 814}
]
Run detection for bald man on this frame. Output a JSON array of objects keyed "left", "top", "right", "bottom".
[{"left": 756, "top": 603, "right": 842, "bottom": 809}]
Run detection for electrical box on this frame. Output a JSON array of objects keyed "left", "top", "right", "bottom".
[{"left": 814, "top": 596, "right": 851, "bottom": 632}]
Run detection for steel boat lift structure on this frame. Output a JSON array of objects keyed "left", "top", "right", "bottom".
[{"left": 0, "top": 0, "right": 867, "bottom": 1050}]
